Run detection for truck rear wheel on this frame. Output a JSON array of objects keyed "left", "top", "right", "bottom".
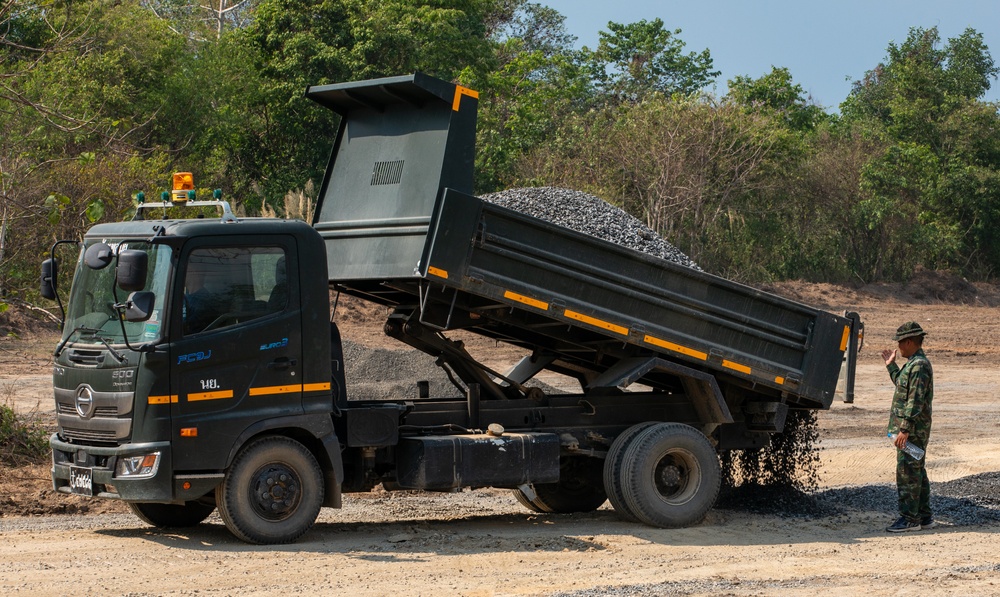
[
  {"left": 603, "top": 421, "right": 658, "bottom": 522},
  {"left": 128, "top": 501, "right": 215, "bottom": 528},
  {"left": 619, "top": 423, "right": 720, "bottom": 528},
  {"left": 217, "top": 436, "right": 324, "bottom": 544},
  {"left": 513, "top": 456, "right": 607, "bottom": 514}
]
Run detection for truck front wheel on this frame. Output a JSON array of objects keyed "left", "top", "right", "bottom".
[
  {"left": 128, "top": 501, "right": 215, "bottom": 528},
  {"left": 619, "top": 423, "right": 720, "bottom": 528},
  {"left": 217, "top": 436, "right": 324, "bottom": 544}
]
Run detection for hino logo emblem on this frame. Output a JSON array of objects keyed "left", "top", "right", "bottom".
[{"left": 75, "top": 385, "right": 95, "bottom": 419}]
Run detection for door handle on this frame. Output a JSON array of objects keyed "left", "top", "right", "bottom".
[{"left": 267, "top": 357, "right": 297, "bottom": 370}]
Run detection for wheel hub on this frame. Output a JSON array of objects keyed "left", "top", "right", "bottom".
[
  {"left": 658, "top": 464, "right": 683, "bottom": 487},
  {"left": 653, "top": 450, "right": 698, "bottom": 504},
  {"left": 250, "top": 465, "right": 301, "bottom": 520}
]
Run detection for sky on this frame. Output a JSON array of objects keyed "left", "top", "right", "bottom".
[{"left": 539, "top": 0, "right": 1000, "bottom": 111}]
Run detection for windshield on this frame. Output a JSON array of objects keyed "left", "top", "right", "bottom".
[{"left": 63, "top": 240, "right": 172, "bottom": 346}]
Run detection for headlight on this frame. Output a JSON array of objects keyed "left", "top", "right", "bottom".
[{"left": 115, "top": 453, "right": 160, "bottom": 478}]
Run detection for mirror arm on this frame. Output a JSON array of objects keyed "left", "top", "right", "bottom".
[
  {"left": 110, "top": 301, "right": 154, "bottom": 355},
  {"left": 46, "top": 240, "right": 81, "bottom": 330}
]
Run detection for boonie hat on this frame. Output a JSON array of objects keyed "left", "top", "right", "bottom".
[{"left": 893, "top": 321, "right": 927, "bottom": 341}]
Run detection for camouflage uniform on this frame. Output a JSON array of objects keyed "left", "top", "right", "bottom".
[{"left": 886, "top": 336, "right": 933, "bottom": 524}]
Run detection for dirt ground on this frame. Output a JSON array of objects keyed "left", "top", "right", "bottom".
[{"left": 1, "top": 274, "right": 999, "bottom": 596}]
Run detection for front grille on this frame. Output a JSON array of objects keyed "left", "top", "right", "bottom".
[
  {"left": 68, "top": 349, "right": 105, "bottom": 366},
  {"left": 61, "top": 427, "right": 118, "bottom": 443},
  {"left": 57, "top": 402, "right": 120, "bottom": 417}
]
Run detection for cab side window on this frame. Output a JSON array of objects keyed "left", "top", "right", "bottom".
[{"left": 183, "top": 247, "right": 287, "bottom": 335}]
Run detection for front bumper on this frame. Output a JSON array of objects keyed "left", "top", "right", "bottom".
[{"left": 49, "top": 434, "right": 217, "bottom": 503}]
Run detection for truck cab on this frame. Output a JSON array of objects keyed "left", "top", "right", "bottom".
[{"left": 48, "top": 214, "right": 345, "bottom": 542}]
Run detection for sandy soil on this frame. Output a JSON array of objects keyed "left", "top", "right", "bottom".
[{"left": 1, "top": 278, "right": 999, "bottom": 596}]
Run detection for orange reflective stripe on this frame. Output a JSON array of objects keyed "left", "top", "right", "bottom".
[
  {"left": 249, "top": 385, "right": 301, "bottom": 397},
  {"left": 187, "top": 390, "right": 234, "bottom": 402},
  {"left": 840, "top": 325, "right": 851, "bottom": 351},
  {"left": 452, "top": 86, "right": 479, "bottom": 111},
  {"left": 722, "top": 360, "right": 752, "bottom": 375},
  {"left": 504, "top": 290, "right": 549, "bottom": 311},
  {"left": 303, "top": 382, "right": 331, "bottom": 392},
  {"left": 564, "top": 309, "right": 628, "bottom": 336},
  {"left": 148, "top": 395, "right": 178, "bottom": 405},
  {"left": 643, "top": 335, "right": 708, "bottom": 360}
]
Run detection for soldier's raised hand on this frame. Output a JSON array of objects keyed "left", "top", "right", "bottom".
[{"left": 881, "top": 348, "right": 897, "bottom": 366}]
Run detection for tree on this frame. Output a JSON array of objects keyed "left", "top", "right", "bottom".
[
  {"left": 727, "top": 67, "right": 827, "bottom": 131},
  {"left": 225, "top": 0, "right": 499, "bottom": 201},
  {"left": 141, "top": 0, "right": 256, "bottom": 40},
  {"left": 461, "top": 1, "right": 591, "bottom": 192},
  {"left": 842, "top": 26, "right": 1000, "bottom": 279},
  {"left": 842, "top": 26, "right": 998, "bottom": 145},
  {"left": 518, "top": 95, "right": 793, "bottom": 275},
  {"left": 584, "top": 19, "right": 719, "bottom": 103},
  {"left": 0, "top": 1, "right": 190, "bottom": 297}
]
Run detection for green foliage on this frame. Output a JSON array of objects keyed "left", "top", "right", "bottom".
[
  {"left": 0, "top": 400, "right": 50, "bottom": 466},
  {"left": 584, "top": 18, "right": 719, "bottom": 102},
  {"left": 224, "top": 0, "right": 498, "bottom": 199},
  {"left": 462, "top": 2, "right": 590, "bottom": 192},
  {"left": 3, "top": 2, "right": 1000, "bottom": 292},
  {"left": 517, "top": 94, "right": 800, "bottom": 278},
  {"left": 727, "top": 67, "right": 828, "bottom": 131},
  {"left": 841, "top": 26, "right": 1000, "bottom": 280}
]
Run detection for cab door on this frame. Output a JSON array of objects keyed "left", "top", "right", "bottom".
[{"left": 168, "top": 238, "right": 302, "bottom": 471}]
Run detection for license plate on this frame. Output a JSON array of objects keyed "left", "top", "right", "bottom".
[{"left": 69, "top": 466, "right": 93, "bottom": 496}]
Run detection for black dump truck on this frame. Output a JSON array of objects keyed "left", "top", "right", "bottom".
[{"left": 43, "top": 73, "right": 862, "bottom": 544}]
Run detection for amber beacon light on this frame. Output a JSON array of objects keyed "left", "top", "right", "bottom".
[{"left": 171, "top": 172, "right": 195, "bottom": 204}]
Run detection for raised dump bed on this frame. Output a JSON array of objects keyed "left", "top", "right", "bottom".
[{"left": 307, "top": 73, "right": 852, "bottom": 414}]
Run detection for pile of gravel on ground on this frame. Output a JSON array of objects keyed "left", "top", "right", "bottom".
[
  {"left": 718, "top": 472, "right": 1000, "bottom": 526},
  {"left": 481, "top": 187, "right": 700, "bottom": 270},
  {"left": 341, "top": 338, "right": 560, "bottom": 401},
  {"left": 716, "top": 483, "right": 840, "bottom": 519},
  {"left": 342, "top": 339, "right": 460, "bottom": 400}
]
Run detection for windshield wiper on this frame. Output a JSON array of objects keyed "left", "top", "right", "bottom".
[
  {"left": 53, "top": 326, "right": 127, "bottom": 364},
  {"left": 93, "top": 335, "right": 127, "bottom": 365},
  {"left": 53, "top": 326, "right": 103, "bottom": 358}
]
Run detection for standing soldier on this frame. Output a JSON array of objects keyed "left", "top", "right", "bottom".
[{"left": 880, "top": 321, "right": 934, "bottom": 532}]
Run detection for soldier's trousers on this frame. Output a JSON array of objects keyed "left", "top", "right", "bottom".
[{"left": 897, "top": 445, "right": 931, "bottom": 522}]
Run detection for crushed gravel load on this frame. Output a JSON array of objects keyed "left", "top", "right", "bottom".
[{"left": 482, "top": 187, "right": 701, "bottom": 270}]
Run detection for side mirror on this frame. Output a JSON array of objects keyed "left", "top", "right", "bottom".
[
  {"left": 84, "top": 242, "right": 114, "bottom": 270},
  {"left": 41, "top": 258, "right": 58, "bottom": 300},
  {"left": 124, "top": 291, "right": 155, "bottom": 322},
  {"left": 117, "top": 250, "right": 148, "bottom": 292}
]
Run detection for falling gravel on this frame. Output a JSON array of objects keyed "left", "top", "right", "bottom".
[{"left": 481, "top": 187, "right": 701, "bottom": 270}]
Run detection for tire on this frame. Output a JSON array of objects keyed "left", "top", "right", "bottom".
[
  {"left": 619, "top": 423, "right": 721, "bottom": 528},
  {"left": 217, "top": 436, "right": 324, "bottom": 544},
  {"left": 603, "top": 422, "right": 659, "bottom": 522},
  {"left": 512, "top": 487, "right": 548, "bottom": 513},
  {"left": 514, "top": 456, "right": 607, "bottom": 514},
  {"left": 128, "top": 501, "right": 215, "bottom": 528}
]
